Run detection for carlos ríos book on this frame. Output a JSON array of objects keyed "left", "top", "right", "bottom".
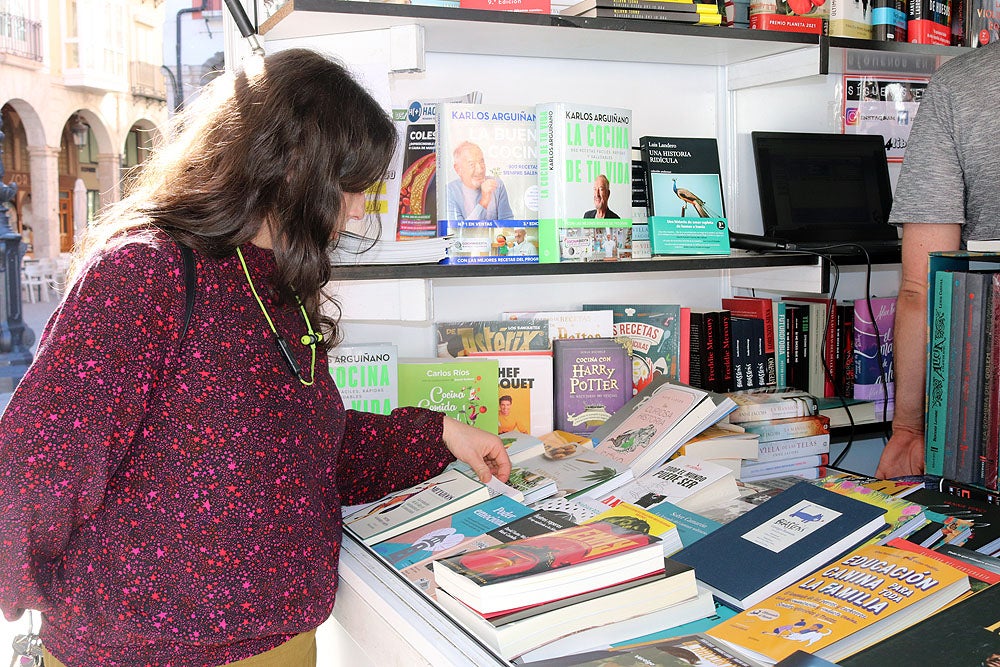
[
  {"left": 536, "top": 103, "right": 633, "bottom": 263},
  {"left": 436, "top": 103, "right": 540, "bottom": 264},
  {"left": 329, "top": 343, "right": 398, "bottom": 415}
]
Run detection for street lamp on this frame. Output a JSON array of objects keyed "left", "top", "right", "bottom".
[
  {"left": 70, "top": 114, "right": 89, "bottom": 149},
  {"left": 0, "top": 115, "right": 35, "bottom": 391}
]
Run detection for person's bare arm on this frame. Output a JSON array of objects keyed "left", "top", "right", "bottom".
[{"left": 875, "top": 222, "right": 961, "bottom": 479}]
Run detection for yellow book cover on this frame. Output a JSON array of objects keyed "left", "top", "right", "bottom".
[
  {"left": 586, "top": 501, "right": 683, "bottom": 555},
  {"left": 706, "top": 542, "right": 970, "bottom": 664},
  {"left": 812, "top": 476, "right": 926, "bottom": 545}
]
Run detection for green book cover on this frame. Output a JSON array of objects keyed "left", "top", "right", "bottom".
[
  {"left": 536, "top": 102, "right": 633, "bottom": 263},
  {"left": 328, "top": 342, "right": 398, "bottom": 415},
  {"left": 925, "top": 270, "right": 953, "bottom": 477},
  {"left": 398, "top": 358, "right": 500, "bottom": 434}
]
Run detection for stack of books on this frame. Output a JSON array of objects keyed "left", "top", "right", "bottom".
[
  {"left": 431, "top": 521, "right": 699, "bottom": 659},
  {"left": 725, "top": 387, "right": 831, "bottom": 482},
  {"left": 560, "top": 0, "right": 724, "bottom": 25}
]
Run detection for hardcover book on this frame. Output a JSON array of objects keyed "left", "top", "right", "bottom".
[
  {"left": 706, "top": 542, "right": 970, "bottom": 664},
  {"left": 671, "top": 481, "right": 888, "bottom": 609},
  {"left": 343, "top": 469, "right": 492, "bottom": 546},
  {"left": 328, "top": 342, "right": 398, "bottom": 415},
  {"left": 829, "top": 0, "right": 873, "bottom": 37},
  {"left": 536, "top": 102, "right": 633, "bottom": 263},
  {"left": 371, "top": 495, "right": 534, "bottom": 569},
  {"left": 436, "top": 320, "right": 550, "bottom": 357},
  {"left": 552, "top": 337, "right": 631, "bottom": 436},
  {"left": 562, "top": 0, "right": 722, "bottom": 12},
  {"left": 589, "top": 375, "right": 737, "bottom": 477},
  {"left": 678, "top": 423, "right": 760, "bottom": 461},
  {"left": 688, "top": 309, "right": 727, "bottom": 393},
  {"left": 398, "top": 357, "right": 500, "bottom": 434},
  {"left": 583, "top": 303, "right": 683, "bottom": 390},
  {"left": 432, "top": 520, "right": 664, "bottom": 614},
  {"left": 907, "top": 0, "right": 953, "bottom": 43},
  {"left": 435, "top": 103, "right": 540, "bottom": 264},
  {"left": 480, "top": 354, "right": 554, "bottom": 437},
  {"left": 723, "top": 297, "right": 777, "bottom": 387}
]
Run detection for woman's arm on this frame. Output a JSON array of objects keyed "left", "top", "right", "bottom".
[{"left": 875, "top": 222, "right": 961, "bottom": 479}]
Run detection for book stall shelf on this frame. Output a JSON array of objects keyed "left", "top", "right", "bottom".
[
  {"left": 258, "top": 0, "right": 966, "bottom": 77},
  {"left": 329, "top": 251, "right": 817, "bottom": 280}
]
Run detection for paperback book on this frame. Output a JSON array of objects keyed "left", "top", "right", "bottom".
[
  {"left": 400, "top": 509, "right": 578, "bottom": 598},
  {"left": 396, "top": 92, "right": 482, "bottom": 240},
  {"left": 601, "top": 455, "right": 741, "bottom": 513},
  {"left": 852, "top": 296, "right": 896, "bottom": 416},
  {"left": 589, "top": 375, "right": 737, "bottom": 476},
  {"left": 436, "top": 558, "right": 699, "bottom": 660},
  {"left": 640, "top": 136, "right": 725, "bottom": 222},
  {"left": 328, "top": 342, "right": 398, "bottom": 415},
  {"left": 706, "top": 542, "right": 970, "bottom": 664},
  {"left": 435, "top": 103, "right": 540, "bottom": 264},
  {"left": 516, "top": 433, "right": 632, "bottom": 499},
  {"left": 502, "top": 309, "right": 615, "bottom": 343},
  {"left": 432, "top": 520, "right": 664, "bottom": 614},
  {"left": 398, "top": 357, "right": 500, "bottom": 433},
  {"left": 536, "top": 102, "right": 633, "bottom": 263},
  {"left": 343, "top": 469, "right": 492, "bottom": 546},
  {"left": 552, "top": 337, "right": 631, "bottom": 436},
  {"left": 371, "top": 495, "right": 534, "bottom": 569},
  {"left": 738, "top": 414, "right": 831, "bottom": 444},
  {"left": 481, "top": 354, "right": 554, "bottom": 437}
]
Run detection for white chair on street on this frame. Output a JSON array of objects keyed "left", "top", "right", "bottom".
[{"left": 21, "top": 262, "right": 49, "bottom": 304}]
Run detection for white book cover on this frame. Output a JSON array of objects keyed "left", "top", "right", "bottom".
[
  {"left": 502, "top": 309, "right": 615, "bottom": 343},
  {"left": 479, "top": 354, "right": 554, "bottom": 437},
  {"left": 328, "top": 342, "right": 398, "bottom": 415},
  {"left": 343, "top": 469, "right": 490, "bottom": 545},
  {"left": 600, "top": 455, "right": 740, "bottom": 512},
  {"left": 755, "top": 433, "right": 830, "bottom": 463}
]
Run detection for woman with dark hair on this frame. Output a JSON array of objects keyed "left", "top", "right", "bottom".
[{"left": 0, "top": 49, "right": 509, "bottom": 666}]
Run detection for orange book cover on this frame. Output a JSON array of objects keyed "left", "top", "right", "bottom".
[{"left": 706, "top": 542, "right": 970, "bottom": 664}]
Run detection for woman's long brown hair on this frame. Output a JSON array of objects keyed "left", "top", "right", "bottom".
[{"left": 72, "top": 48, "right": 397, "bottom": 348}]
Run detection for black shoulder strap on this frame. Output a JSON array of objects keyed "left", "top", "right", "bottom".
[{"left": 177, "top": 241, "right": 196, "bottom": 345}]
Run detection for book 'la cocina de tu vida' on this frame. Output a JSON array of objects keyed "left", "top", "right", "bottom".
[
  {"left": 435, "top": 103, "right": 540, "bottom": 264},
  {"left": 536, "top": 103, "right": 633, "bottom": 263}
]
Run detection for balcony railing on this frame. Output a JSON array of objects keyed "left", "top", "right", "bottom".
[
  {"left": 0, "top": 12, "right": 43, "bottom": 62},
  {"left": 129, "top": 61, "right": 167, "bottom": 102}
]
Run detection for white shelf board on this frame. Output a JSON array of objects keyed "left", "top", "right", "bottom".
[{"left": 260, "top": 1, "right": 819, "bottom": 66}]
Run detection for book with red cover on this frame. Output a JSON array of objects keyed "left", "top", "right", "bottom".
[
  {"left": 432, "top": 521, "right": 663, "bottom": 613},
  {"left": 679, "top": 306, "right": 691, "bottom": 385}
]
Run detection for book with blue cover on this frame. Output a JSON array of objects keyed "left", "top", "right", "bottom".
[{"left": 671, "top": 481, "right": 887, "bottom": 610}]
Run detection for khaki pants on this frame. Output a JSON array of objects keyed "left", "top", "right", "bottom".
[{"left": 42, "top": 629, "right": 317, "bottom": 667}]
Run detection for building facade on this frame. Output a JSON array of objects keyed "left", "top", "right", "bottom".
[{"left": 1, "top": 0, "right": 168, "bottom": 260}]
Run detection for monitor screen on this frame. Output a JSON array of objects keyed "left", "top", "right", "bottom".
[{"left": 752, "top": 131, "right": 896, "bottom": 242}]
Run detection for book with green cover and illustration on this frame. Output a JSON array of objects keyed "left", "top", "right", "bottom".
[
  {"left": 398, "top": 358, "right": 500, "bottom": 434},
  {"left": 536, "top": 103, "right": 633, "bottom": 263},
  {"left": 435, "top": 103, "right": 540, "bottom": 264}
]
